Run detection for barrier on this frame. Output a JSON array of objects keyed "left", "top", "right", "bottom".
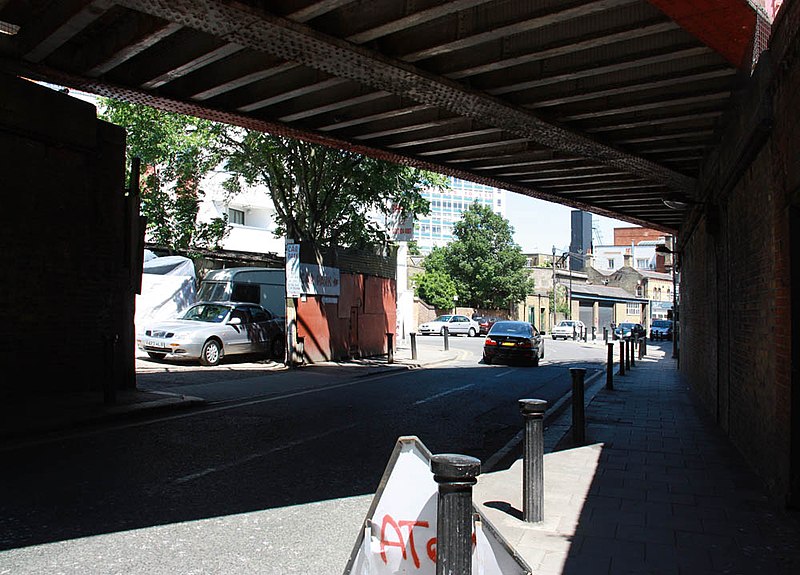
[
  {"left": 570, "top": 368, "right": 587, "bottom": 445},
  {"left": 519, "top": 399, "right": 547, "bottom": 522},
  {"left": 606, "top": 343, "right": 614, "bottom": 390}
]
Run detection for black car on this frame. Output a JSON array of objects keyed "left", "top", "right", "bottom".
[
  {"left": 614, "top": 322, "right": 646, "bottom": 340},
  {"left": 650, "top": 319, "right": 673, "bottom": 340},
  {"left": 483, "top": 321, "right": 545, "bottom": 366}
]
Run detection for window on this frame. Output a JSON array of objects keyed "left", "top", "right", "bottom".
[
  {"left": 607, "top": 258, "right": 615, "bottom": 269},
  {"left": 229, "top": 208, "right": 245, "bottom": 225},
  {"left": 626, "top": 302, "right": 640, "bottom": 314},
  {"left": 636, "top": 258, "right": 648, "bottom": 269},
  {"left": 231, "top": 283, "right": 260, "bottom": 304}
]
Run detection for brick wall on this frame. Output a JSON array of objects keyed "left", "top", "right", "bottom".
[
  {"left": 680, "top": 0, "right": 800, "bottom": 505},
  {"left": 0, "top": 74, "right": 134, "bottom": 397}
]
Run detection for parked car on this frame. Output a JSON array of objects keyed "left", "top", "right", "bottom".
[
  {"left": 478, "top": 316, "right": 501, "bottom": 335},
  {"left": 614, "top": 322, "right": 646, "bottom": 340},
  {"left": 550, "top": 319, "right": 586, "bottom": 340},
  {"left": 138, "top": 301, "right": 285, "bottom": 366},
  {"left": 418, "top": 314, "right": 480, "bottom": 336},
  {"left": 650, "top": 319, "right": 673, "bottom": 340},
  {"left": 483, "top": 321, "right": 545, "bottom": 366}
]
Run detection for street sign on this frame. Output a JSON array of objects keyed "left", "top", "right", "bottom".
[
  {"left": 343, "top": 436, "right": 531, "bottom": 575},
  {"left": 286, "top": 243, "right": 301, "bottom": 298}
]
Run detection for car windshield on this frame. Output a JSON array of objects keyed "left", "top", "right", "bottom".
[
  {"left": 491, "top": 321, "right": 531, "bottom": 335},
  {"left": 558, "top": 321, "right": 574, "bottom": 326},
  {"left": 181, "top": 304, "right": 232, "bottom": 323},
  {"left": 618, "top": 323, "right": 635, "bottom": 329},
  {"left": 653, "top": 320, "right": 671, "bottom": 327},
  {"left": 432, "top": 315, "right": 453, "bottom": 322}
]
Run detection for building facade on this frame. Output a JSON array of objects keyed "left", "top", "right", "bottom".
[{"left": 414, "top": 177, "right": 506, "bottom": 253}]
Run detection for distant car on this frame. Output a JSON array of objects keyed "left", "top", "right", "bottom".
[
  {"left": 551, "top": 319, "right": 586, "bottom": 340},
  {"left": 483, "top": 321, "right": 545, "bottom": 366},
  {"left": 614, "top": 322, "right": 646, "bottom": 340},
  {"left": 478, "top": 316, "right": 501, "bottom": 335},
  {"left": 418, "top": 314, "right": 480, "bottom": 336},
  {"left": 138, "top": 302, "right": 285, "bottom": 366},
  {"left": 650, "top": 319, "right": 673, "bottom": 340}
]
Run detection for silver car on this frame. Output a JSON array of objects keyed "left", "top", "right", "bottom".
[
  {"left": 418, "top": 314, "right": 480, "bottom": 336},
  {"left": 138, "top": 302, "right": 285, "bottom": 366}
]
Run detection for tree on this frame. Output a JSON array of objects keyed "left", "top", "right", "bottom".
[
  {"left": 424, "top": 203, "right": 533, "bottom": 309},
  {"left": 223, "top": 132, "right": 444, "bottom": 261},
  {"left": 413, "top": 269, "right": 458, "bottom": 310},
  {"left": 99, "top": 99, "right": 229, "bottom": 251}
]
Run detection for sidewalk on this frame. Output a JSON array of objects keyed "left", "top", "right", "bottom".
[{"left": 474, "top": 345, "right": 800, "bottom": 575}]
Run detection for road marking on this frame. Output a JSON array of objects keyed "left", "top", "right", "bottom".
[
  {"left": 494, "top": 368, "right": 517, "bottom": 378},
  {"left": 414, "top": 383, "right": 475, "bottom": 405},
  {"left": 174, "top": 423, "right": 357, "bottom": 484}
]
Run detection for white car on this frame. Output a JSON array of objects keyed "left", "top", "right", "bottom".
[
  {"left": 551, "top": 319, "right": 586, "bottom": 340},
  {"left": 418, "top": 314, "right": 480, "bottom": 337}
]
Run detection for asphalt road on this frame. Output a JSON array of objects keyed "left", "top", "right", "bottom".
[{"left": 0, "top": 336, "right": 607, "bottom": 574}]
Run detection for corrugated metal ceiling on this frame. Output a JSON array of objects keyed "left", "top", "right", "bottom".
[{"left": 0, "top": 0, "right": 767, "bottom": 233}]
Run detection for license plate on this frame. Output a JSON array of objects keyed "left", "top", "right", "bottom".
[
  {"left": 501, "top": 342, "right": 515, "bottom": 346},
  {"left": 146, "top": 339, "right": 167, "bottom": 349}
]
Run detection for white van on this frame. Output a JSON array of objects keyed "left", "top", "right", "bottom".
[{"left": 197, "top": 267, "right": 286, "bottom": 318}]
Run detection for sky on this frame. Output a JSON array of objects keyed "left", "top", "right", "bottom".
[{"left": 505, "top": 191, "right": 635, "bottom": 254}]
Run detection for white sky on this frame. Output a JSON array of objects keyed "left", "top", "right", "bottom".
[{"left": 505, "top": 191, "right": 636, "bottom": 254}]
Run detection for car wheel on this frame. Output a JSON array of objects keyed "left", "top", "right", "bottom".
[
  {"left": 147, "top": 352, "right": 166, "bottom": 360},
  {"left": 271, "top": 336, "right": 285, "bottom": 361},
  {"left": 483, "top": 354, "right": 492, "bottom": 365},
  {"left": 200, "top": 339, "right": 222, "bottom": 366},
  {"left": 468, "top": 327, "right": 476, "bottom": 337},
  {"left": 530, "top": 356, "right": 540, "bottom": 367}
]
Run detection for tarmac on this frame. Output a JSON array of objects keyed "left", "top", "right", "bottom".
[{"left": 2, "top": 339, "right": 800, "bottom": 574}]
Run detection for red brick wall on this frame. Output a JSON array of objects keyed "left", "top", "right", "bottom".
[
  {"left": 680, "top": 1, "right": 799, "bottom": 504},
  {"left": 613, "top": 227, "right": 668, "bottom": 246}
]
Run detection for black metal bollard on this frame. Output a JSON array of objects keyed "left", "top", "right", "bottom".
[
  {"left": 519, "top": 399, "right": 548, "bottom": 523},
  {"left": 431, "top": 454, "right": 481, "bottom": 575},
  {"left": 603, "top": 327, "right": 608, "bottom": 343},
  {"left": 592, "top": 326, "right": 596, "bottom": 341},
  {"left": 629, "top": 338, "right": 635, "bottom": 368},
  {"left": 606, "top": 342, "right": 614, "bottom": 390},
  {"left": 570, "top": 368, "right": 587, "bottom": 445},
  {"left": 387, "top": 332, "right": 394, "bottom": 364},
  {"left": 410, "top": 332, "right": 418, "bottom": 360},
  {"left": 640, "top": 337, "right": 646, "bottom": 359},
  {"left": 619, "top": 340, "right": 626, "bottom": 375},
  {"left": 443, "top": 326, "right": 450, "bottom": 351},
  {"left": 625, "top": 339, "right": 631, "bottom": 370}
]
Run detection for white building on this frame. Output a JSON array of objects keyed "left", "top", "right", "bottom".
[
  {"left": 197, "top": 171, "right": 284, "bottom": 256},
  {"left": 414, "top": 176, "right": 506, "bottom": 253},
  {"left": 591, "top": 242, "right": 661, "bottom": 273}
]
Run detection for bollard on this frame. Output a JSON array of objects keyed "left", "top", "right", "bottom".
[
  {"left": 583, "top": 328, "right": 587, "bottom": 342},
  {"left": 640, "top": 337, "right": 646, "bottom": 359},
  {"left": 630, "top": 338, "right": 635, "bottom": 368},
  {"left": 410, "top": 332, "right": 418, "bottom": 360},
  {"left": 603, "top": 327, "right": 608, "bottom": 343},
  {"left": 443, "top": 326, "right": 450, "bottom": 351},
  {"left": 387, "top": 332, "right": 394, "bottom": 364},
  {"left": 625, "top": 339, "right": 631, "bottom": 370},
  {"left": 619, "top": 340, "right": 626, "bottom": 375},
  {"left": 519, "top": 399, "right": 548, "bottom": 523},
  {"left": 431, "top": 454, "right": 481, "bottom": 575},
  {"left": 592, "top": 326, "right": 596, "bottom": 341},
  {"left": 606, "top": 342, "right": 614, "bottom": 390},
  {"left": 570, "top": 368, "right": 587, "bottom": 445}
]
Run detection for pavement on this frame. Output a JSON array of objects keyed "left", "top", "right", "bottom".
[{"left": 2, "top": 339, "right": 800, "bottom": 574}]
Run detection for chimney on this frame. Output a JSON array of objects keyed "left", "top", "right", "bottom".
[{"left": 623, "top": 253, "right": 633, "bottom": 267}]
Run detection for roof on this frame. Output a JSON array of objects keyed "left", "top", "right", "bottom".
[
  {"left": 0, "top": 0, "right": 766, "bottom": 232},
  {"left": 571, "top": 284, "right": 643, "bottom": 302}
]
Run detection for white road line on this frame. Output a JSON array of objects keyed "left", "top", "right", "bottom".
[
  {"left": 174, "top": 423, "right": 357, "bottom": 484},
  {"left": 494, "top": 368, "right": 517, "bottom": 378},
  {"left": 414, "top": 383, "right": 476, "bottom": 405}
]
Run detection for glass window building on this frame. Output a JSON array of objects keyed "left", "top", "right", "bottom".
[{"left": 414, "top": 177, "right": 506, "bottom": 253}]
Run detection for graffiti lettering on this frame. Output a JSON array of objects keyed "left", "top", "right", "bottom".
[{"left": 379, "top": 515, "right": 434, "bottom": 569}]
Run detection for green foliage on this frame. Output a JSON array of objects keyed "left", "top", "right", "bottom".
[
  {"left": 98, "top": 99, "right": 229, "bottom": 251},
  {"left": 413, "top": 270, "right": 458, "bottom": 310},
  {"left": 423, "top": 203, "right": 534, "bottom": 309},
  {"left": 223, "top": 133, "right": 442, "bottom": 259}
]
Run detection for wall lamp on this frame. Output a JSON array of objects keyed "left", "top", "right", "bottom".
[{"left": 661, "top": 192, "right": 704, "bottom": 211}]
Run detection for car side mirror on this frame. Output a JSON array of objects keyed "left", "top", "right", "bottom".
[{"left": 228, "top": 317, "right": 242, "bottom": 326}]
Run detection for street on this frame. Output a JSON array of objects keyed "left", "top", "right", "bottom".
[{"left": 0, "top": 335, "right": 608, "bottom": 574}]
